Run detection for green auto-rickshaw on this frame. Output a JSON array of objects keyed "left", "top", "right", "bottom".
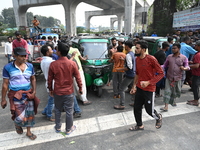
[{"left": 71, "top": 36, "right": 112, "bottom": 97}]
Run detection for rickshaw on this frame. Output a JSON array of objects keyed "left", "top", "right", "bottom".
[{"left": 71, "top": 36, "right": 112, "bottom": 97}]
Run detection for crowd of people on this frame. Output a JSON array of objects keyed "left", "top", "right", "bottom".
[{"left": 1, "top": 29, "right": 200, "bottom": 141}]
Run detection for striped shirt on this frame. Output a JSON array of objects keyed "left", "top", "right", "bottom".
[{"left": 2, "top": 62, "right": 35, "bottom": 91}]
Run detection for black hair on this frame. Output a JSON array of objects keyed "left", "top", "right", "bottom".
[
  {"left": 136, "top": 40, "right": 148, "bottom": 49},
  {"left": 167, "top": 36, "right": 173, "bottom": 43},
  {"left": 40, "top": 45, "right": 50, "bottom": 56},
  {"left": 182, "top": 36, "right": 191, "bottom": 42},
  {"left": 162, "top": 42, "right": 170, "bottom": 49},
  {"left": 57, "top": 42, "right": 69, "bottom": 56},
  {"left": 111, "top": 37, "right": 117, "bottom": 41},
  {"left": 48, "top": 36, "right": 53, "bottom": 40},
  {"left": 15, "top": 31, "right": 21, "bottom": 36},
  {"left": 124, "top": 40, "right": 133, "bottom": 48},
  {"left": 46, "top": 41, "right": 54, "bottom": 50},
  {"left": 173, "top": 42, "right": 181, "bottom": 49},
  {"left": 41, "top": 36, "right": 46, "bottom": 40},
  {"left": 117, "top": 45, "right": 123, "bottom": 52}
]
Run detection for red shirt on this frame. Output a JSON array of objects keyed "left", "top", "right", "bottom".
[
  {"left": 136, "top": 55, "right": 164, "bottom": 92},
  {"left": 48, "top": 57, "right": 82, "bottom": 95},
  {"left": 191, "top": 52, "right": 200, "bottom": 76},
  {"left": 112, "top": 52, "right": 126, "bottom": 72},
  {"left": 12, "top": 38, "right": 30, "bottom": 54}
]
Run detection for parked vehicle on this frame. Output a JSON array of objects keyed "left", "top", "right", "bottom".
[
  {"left": 71, "top": 36, "right": 112, "bottom": 97},
  {"left": 143, "top": 36, "right": 168, "bottom": 55}
]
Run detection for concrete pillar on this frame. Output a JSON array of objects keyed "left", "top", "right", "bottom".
[
  {"left": 117, "top": 14, "right": 123, "bottom": 33},
  {"left": 110, "top": 18, "right": 117, "bottom": 30},
  {"left": 124, "top": 0, "right": 136, "bottom": 35},
  {"left": 85, "top": 12, "right": 91, "bottom": 30},
  {"left": 12, "top": 0, "right": 28, "bottom": 28},
  {"left": 61, "top": 0, "right": 77, "bottom": 36}
]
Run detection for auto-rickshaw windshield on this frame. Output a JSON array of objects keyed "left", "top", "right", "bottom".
[{"left": 81, "top": 42, "right": 108, "bottom": 59}]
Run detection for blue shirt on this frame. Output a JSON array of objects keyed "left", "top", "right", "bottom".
[
  {"left": 180, "top": 42, "right": 196, "bottom": 58},
  {"left": 165, "top": 44, "right": 173, "bottom": 57},
  {"left": 2, "top": 62, "right": 35, "bottom": 91}
]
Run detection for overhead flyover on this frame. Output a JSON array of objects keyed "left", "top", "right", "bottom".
[{"left": 13, "top": 0, "right": 151, "bottom": 35}]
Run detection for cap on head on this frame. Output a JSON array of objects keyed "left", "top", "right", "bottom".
[
  {"left": 13, "top": 47, "right": 27, "bottom": 55},
  {"left": 118, "top": 38, "right": 125, "bottom": 43}
]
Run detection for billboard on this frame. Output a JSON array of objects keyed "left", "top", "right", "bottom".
[{"left": 172, "top": 6, "right": 200, "bottom": 31}]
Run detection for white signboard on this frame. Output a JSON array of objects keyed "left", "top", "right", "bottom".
[{"left": 173, "top": 6, "right": 200, "bottom": 28}]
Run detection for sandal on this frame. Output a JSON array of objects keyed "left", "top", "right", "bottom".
[
  {"left": 54, "top": 126, "right": 61, "bottom": 133},
  {"left": 26, "top": 133, "right": 37, "bottom": 140},
  {"left": 66, "top": 125, "right": 76, "bottom": 135},
  {"left": 15, "top": 125, "right": 23, "bottom": 134},
  {"left": 129, "top": 125, "right": 144, "bottom": 131},
  {"left": 160, "top": 107, "right": 168, "bottom": 112},
  {"left": 155, "top": 114, "right": 162, "bottom": 129}
]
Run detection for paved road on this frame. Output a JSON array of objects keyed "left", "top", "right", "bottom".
[{"left": 0, "top": 47, "right": 199, "bottom": 150}]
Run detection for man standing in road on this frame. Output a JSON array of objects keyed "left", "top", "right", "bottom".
[
  {"left": 40, "top": 45, "right": 55, "bottom": 121},
  {"left": 12, "top": 31, "right": 30, "bottom": 59},
  {"left": 160, "top": 43, "right": 190, "bottom": 112},
  {"left": 48, "top": 42, "right": 82, "bottom": 135},
  {"left": 114, "top": 40, "right": 135, "bottom": 110},
  {"left": 1, "top": 47, "right": 39, "bottom": 140},
  {"left": 68, "top": 42, "right": 92, "bottom": 105},
  {"left": 130, "top": 40, "right": 163, "bottom": 131},
  {"left": 187, "top": 40, "right": 200, "bottom": 106},
  {"left": 5, "top": 36, "right": 13, "bottom": 63}
]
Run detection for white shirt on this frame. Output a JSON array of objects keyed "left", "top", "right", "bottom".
[
  {"left": 40, "top": 56, "right": 55, "bottom": 92},
  {"left": 5, "top": 42, "right": 13, "bottom": 55},
  {"left": 52, "top": 40, "right": 58, "bottom": 48}
]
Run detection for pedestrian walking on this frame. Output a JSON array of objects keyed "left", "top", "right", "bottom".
[
  {"left": 187, "top": 40, "right": 200, "bottom": 106},
  {"left": 130, "top": 40, "right": 163, "bottom": 131},
  {"left": 4, "top": 36, "right": 13, "bottom": 63},
  {"left": 48, "top": 42, "right": 82, "bottom": 135},
  {"left": 160, "top": 43, "right": 190, "bottom": 111},
  {"left": 114, "top": 40, "right": 136, "bottom": 110},
  {"left": 1, "top": 47, "right": 39, "bottom": 140},
  {"left": 154, "top": 42, "right": 169, "bottom": 97}
]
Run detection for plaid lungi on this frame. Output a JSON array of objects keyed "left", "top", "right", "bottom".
[{"left": 163, "top": 78, "right": 181, "bottom": 105}]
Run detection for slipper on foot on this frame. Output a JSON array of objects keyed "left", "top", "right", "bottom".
[
  {"left": 54, "top": 126, "right": 61, "bottom": 133},
  {"left": 26, "top": 133, "right": 37, "bottom": 140},
  {"left": 160, "top": 107, "right": 168, "bottom": 112},
  {"left": 15, "top": 125, "right": 23, "bottom": 134},
  {"left": 129, "top": 125, "right": 144, "bottom": 131},
  {"left": 66, "top": 125, "right": 76, "bottom": 135}
]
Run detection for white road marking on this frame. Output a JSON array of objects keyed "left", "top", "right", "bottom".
[{"left": 0, "top": 102, "right": 199, "bottom": 150}]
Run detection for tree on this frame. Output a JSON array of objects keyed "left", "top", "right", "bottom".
[
  {"left": 148, "top": 0, "right": 200, "bottom": 36},
  {"left": 1, "top": 8, "right": 16, "bottom": 28}
]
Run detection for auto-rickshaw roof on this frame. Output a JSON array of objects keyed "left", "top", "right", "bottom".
[
  {"left": 71, "top": 36, "right": 109, "bottom": 44},
  {"left": 143, "top": 36, "right": 167, "bottom": 43}
]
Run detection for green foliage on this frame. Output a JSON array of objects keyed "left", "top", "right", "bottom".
[
  {"left": 148, "top": 0, "right": 200, "bottom": 36},
  {"left": 77, "top": 27, "right": 85, "bottom": 34},
  {"left": 1, "top": 8, "right": 16, "bottom": 28}
]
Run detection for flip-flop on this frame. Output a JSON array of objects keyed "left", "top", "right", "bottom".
[
  {"left": 54, "top": 126, "right": 61, "bottom": 133},
  {"left": 129, "top": 125, "right": 144, "bottom": 131},
  {"left": 66, "top": 125, "right": 76, "bottom": 135},
  {"left": 160, "top": 107, "right": 168, "bottom": 112},
  {"left": 26, "top": 133, "right": 37, "bottom": 140},
  {"left": 15, "top": 125, "right": 23, "bottom": 134}
]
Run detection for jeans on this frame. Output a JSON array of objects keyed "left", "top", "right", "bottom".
[
  {"left": 119, "top": 77, "right": 134, "bottom": 106},
  {"left": 7, "top": 54, "right": 12, "bottom": 63},
  {"left": 74, "top": 96, "right": 81, "bottom": 113},
  {"left": 42, "top": 94, "right": 54, "bottom": 118},
  {"left": 192, "top": 75, "right": 200, "bottom": 100}
]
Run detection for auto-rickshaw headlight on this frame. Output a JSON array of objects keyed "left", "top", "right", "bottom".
[{"left": 95, "top": 68, "right": 102, "bottom": 76}]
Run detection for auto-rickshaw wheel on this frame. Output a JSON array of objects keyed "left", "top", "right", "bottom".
[{"left": 96, "top": 86, "right": 102, "bottom": 97}]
